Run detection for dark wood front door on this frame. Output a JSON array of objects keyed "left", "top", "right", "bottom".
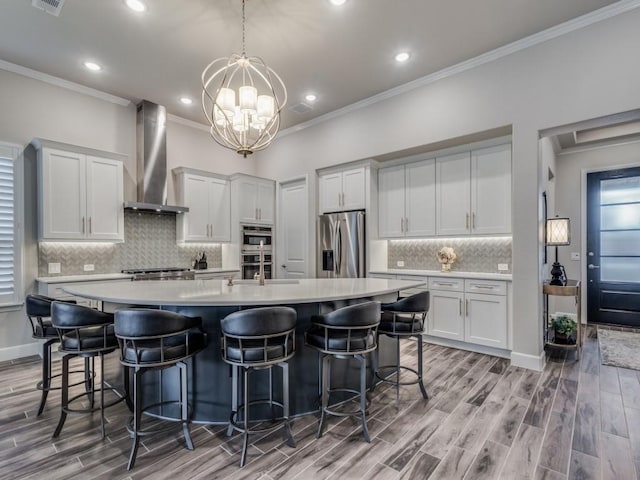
[{"left": 587, "top": 167, "right": 640, "bottom": 326}]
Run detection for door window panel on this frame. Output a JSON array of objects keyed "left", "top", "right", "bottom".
[
  {"left": 600, "top": 204, "right": 640, "bottom": 230},
  {"left": 601, "top": 257, "right": 640, "bottom": 283},
  {"left": 600, "top": 231, "right": 640, "bottom": 256},
  {"left": 601, "top": 176, "right": 640, "bottom": 205}
]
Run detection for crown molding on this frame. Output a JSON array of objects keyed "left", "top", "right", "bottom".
[
  {"left": 167, "top": 113, "right": 210, "bottom": 132},
  {"left": 0, "top": 58, "right": 130, "bottom": 107},
  {"left": 278, "top": 0, "right": 640, "bottom": 138}
]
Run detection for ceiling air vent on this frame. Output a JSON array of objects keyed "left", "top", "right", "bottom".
[
  {"left": 32, "top": 0, "right": 65, "bottom": 16},
  {"left": 290, "top": 102, "right": 313, "bottom": 115}
]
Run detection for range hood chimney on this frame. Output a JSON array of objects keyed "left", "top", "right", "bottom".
[{"left": 124, "top": 100, "right": 189, "bottom": 214}]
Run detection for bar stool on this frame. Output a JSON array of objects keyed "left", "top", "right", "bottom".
[
  {"left": 25, "top": 294, "right": 92, "bottom": 416},
  {"left": 305, "top": 301, "right": 380, "bottom": 442},
  {"left": 51, "top": 301, "right": 124, "bottom": 440},
  {"left": 221, "top": 306, "right": 297, "bottom": 467},
  {"left": 114, "top": 309, "right": 207, "bottom": 470},
  {"left": 371, "top": 291, "right": 430, "bottom": 402}
]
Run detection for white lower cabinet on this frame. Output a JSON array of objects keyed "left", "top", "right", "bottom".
[
  {"left": 371, "top": 272, "right": 509, "bottom": 351},
  {"left": 37, "top": 278, "right": 132, "bottom": 309},
  {"left": 429, "top": 290, "right": 465, "bottom": 341}
]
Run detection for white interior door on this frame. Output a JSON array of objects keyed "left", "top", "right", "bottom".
[{"left": 278, "top": 177, "right": 309, "bottom": 279}]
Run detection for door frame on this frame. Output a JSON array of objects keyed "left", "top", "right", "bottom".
[
  {"left": 276, "top": 175, "right": 310, "bottom": 279},
  {"left": 580, "top": 160, "right": 640, "bottom": 322}
]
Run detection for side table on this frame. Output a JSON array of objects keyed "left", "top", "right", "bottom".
[{"left": 543, "top": 280, "right": 581, "bottom": 360}]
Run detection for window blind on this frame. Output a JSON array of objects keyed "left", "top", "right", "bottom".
[{"left": 0, "top": 148, "right": 16, "bottom": 305}]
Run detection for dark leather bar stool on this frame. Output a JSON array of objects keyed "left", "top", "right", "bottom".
[
  {"left": 371, "top": 291, "right": 430, "bottom": 402},
  {"left": 25, "top": 294, "right": 92, "bottom": 416},
  {"left": 51, "top": 301, "right": 124, "bottom": 439},
  {"left": 114, "top": 309, "right": 207, "bottom": 470},
  {"left": 221, "top": 306, "right": 297, "bottom": 467},
  {"left": 305, "top": 301, "right": 380, "bottom": 442}
]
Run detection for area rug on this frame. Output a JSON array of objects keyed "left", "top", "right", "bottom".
[{"left": 598, "top": 327, "right": 640, "bottom": 371}]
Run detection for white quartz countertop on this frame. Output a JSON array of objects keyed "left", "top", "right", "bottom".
[
  {"left": 36, "top": 268, "right": 240, "bottom": 284},
  {"left": 63, "top": 278, "right": 424, "bottom": 306},
  {"left": 36, "top": 273, "right": 134, "bottom": 284},
  {"left": 370, "top": 269, "right": 512, "bottom": 281}
]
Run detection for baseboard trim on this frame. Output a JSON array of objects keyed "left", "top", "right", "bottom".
[
  {"left": 510, "top": 350, "right": 546, "bottom": 371},
  {"left": 423, "top": 335, "right": 511, "bottom": 359},
  {"left": 0, "top": 342, "right": 40, "bottom": 362}
]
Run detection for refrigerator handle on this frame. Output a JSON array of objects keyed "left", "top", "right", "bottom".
[{"left": 335, "top": 220, "right": 342, "bottom": 276}]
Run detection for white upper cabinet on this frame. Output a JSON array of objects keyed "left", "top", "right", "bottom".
[
  {"left": 232, "top": 174, "right": 275, "bottom": 225},
  {"left": 174, "top": 169, "right": 231, "bottom": 242},
  {"left": 319, "top": 167, "right": 365, "bottom": 213},
  {"left": 378, "top": 159, "right": 435, "bottom": 238},
  {"left": 436, "top": 143, "right": 511, "bottom": 236},
  {"left": 38, "top": 144, "right": 124, "bottom": 241},
  {"left": 471, "top": 144, "right": 512, "bottom": 234}
]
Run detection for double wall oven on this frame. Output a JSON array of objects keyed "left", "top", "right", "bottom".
[{"left": 241, "top": 225, "right": 273, "bottom": 280}]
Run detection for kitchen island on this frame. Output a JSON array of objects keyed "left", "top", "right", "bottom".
[{"left": 64, "top": 277, "right": 423, "bottom": 424}]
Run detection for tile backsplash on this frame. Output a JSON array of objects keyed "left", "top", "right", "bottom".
[
  {"left": 38, "top": 211, "right": 222, "bottom": 276},
  {"left": 388, "top": 237, "right": 512, "bottom": 273}
]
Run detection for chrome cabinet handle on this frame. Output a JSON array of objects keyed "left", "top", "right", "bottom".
[
  {"left": 436, "top": 282, "right": 454, "bottom": 286},
  {"left": 259, "top": 208, "right": 262, "bottom": 220},
  {"left": 401, "top": 218, "right": 404, "bottom": 233},
  {"left": 472, "top": 212, "right": 476, "bottom": 229},
  {"left": 82, "top": 216, "right": 85, "bottom": 234},
  {"left": 89, "top": 217, "right": 92, "bottom": 234},
  {"left": 474, "top": 285, "right": 495, "bottom": 290},
  {"left": 459, "top": 299, "right": 462, "bottom": 316},
  {"left": 466, "top": 299, "right": 469, "bottom": 317},
  {"left": 255, "top": 208, "right": 258, "bottom": 220},
  {"left": 466, "top": 213, "right": 470, "bottom": 230},
  {"left": 405, "top": 217, "right": 408, "bottom": 233}
]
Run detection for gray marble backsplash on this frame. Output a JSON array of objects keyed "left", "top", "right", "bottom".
[
  {"left": 38, "top": 210, "right": 222, "bottom": 276},
  {"left": 388, "top": 237, "right": 512, "bottom": 273}
]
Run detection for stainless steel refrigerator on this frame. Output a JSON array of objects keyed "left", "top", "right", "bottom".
[{"left": 317, "top": 210, "right": 365, "bottom": 278}]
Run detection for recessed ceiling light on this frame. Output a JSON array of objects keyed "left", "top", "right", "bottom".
[
  {"left": 395, "top": 52, "right": 411, "bottom": 63},
  {"left": 83, "top": 61, "right": 102, "bottom": 71},
  {"left": 125, "top": 0, "right": 146, "bottom": 12},
  {"left": 329, "top": 0, "right": 347, "bottom": 5},
  {"left": 179, "top": 97, "right": 193, "bottom": 105},
  {"left": 305, "top": 94, "right": 317, "bottom": 102}
]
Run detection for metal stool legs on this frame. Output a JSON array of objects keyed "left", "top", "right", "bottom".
[
  {"left": 317, "top": 353, "right": 371, "bottom": 442},
  {"left": 371, "top": 334, "right": 428, "bottom": 401},
  {"left": 227, "top": 362, "right": 295, "bottom": 467},
  {"left": 126, "top": 361, "right": 193, "bottom": 470}
]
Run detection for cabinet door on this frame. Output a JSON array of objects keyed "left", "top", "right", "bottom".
[
  {"left": 319, "top": 172, "right": 343, "bottom": 213},
  {"left": 238, "top": 179, "right": 259, "bottom": 222},
  {"left": 209, "top": 177, "right": 231, "bottom": 241},
  {"left": 428, "top": 290, "right": 465, "bottom": 340},
  {"left": 40, "top": 148, "right": 86, "bottom": 239},
  {"left": 86, "top": 156, "right": 124, "bottom": 241},
  {"left": 471, "top": 144, "right": 512, "bottom": 234},
  {"left": 256, "top": 180, "right": 275, "bottom": 224},
  {"left": 341, "top": 167, "right": 366, "bottom": 211},
  {"left": 405, "top": 159, "right": 436, "bottom": 237},
  {"left": 465, "top": 293, "right": 507, "bottom": 348},
  {"left": 182, "top": 175, "right": 211, "bottom": 241},
  {"left": 378, "top": 165, "right": 405, "bottom": 238},
  {"left": 436, "top": 152, "right": 471, "bottom": 236}
]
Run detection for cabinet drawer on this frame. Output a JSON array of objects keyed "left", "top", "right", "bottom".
[
  {"left": 429, "top": 277, "right": 464, "bottom": 291},
  {"left": 464, "top": 279, "right": 506, "bottom": 295}
]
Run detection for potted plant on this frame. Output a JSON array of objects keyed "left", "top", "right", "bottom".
[{"left": 550, "top": 314, "right": 576, "bottom": 344}]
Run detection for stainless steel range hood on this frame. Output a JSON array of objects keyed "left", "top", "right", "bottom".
[{"left": 124, "top": 100, "right": 189, "bottom": 214}]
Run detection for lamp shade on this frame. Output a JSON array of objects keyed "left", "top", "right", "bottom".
[{"left": 546, "top": 217, "right": 571, "bottom": 246}]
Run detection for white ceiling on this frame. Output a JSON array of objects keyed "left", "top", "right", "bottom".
[{"left": 0, "top": 0, "right": 620, "bottom": 130}]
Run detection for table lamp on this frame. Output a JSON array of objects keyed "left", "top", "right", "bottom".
[{"left": 546, "top": 217, "right": 570, "bottom": 286}]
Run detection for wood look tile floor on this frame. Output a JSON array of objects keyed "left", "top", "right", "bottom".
[{"left": 1, "top": 326, "right": 639, "bottom": 479}]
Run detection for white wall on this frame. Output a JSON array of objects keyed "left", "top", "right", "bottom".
[
  {"left": 254, "top": 9, "right": 640, "bottom": 367},
  {"left": 0, "top": 68, "right": 255, "bottom": 359}
]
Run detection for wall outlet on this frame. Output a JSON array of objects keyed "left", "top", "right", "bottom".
[
  {"left": 48, "top": 262, "right": 61, "bottom": 274},
  {"left": 497, "top": 263, "right": 509, "bottom": 271},
  {"left": 396, "top": 260, "right": 405, "bottom": 267},
  {"left": 571, "top": 252, "right": 580, "bottom": 261},
  {"left": 83, "top": 264, "right": 95, "bottom": 272}
]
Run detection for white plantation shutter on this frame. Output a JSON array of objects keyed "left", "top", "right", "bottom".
[{"left": 0, "top": 143, "right": 21, "bottom": 306}]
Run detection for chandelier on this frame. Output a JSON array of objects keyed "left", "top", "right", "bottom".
[{"left": 202, "top": 0, "right": 287, "bottom": 157}]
